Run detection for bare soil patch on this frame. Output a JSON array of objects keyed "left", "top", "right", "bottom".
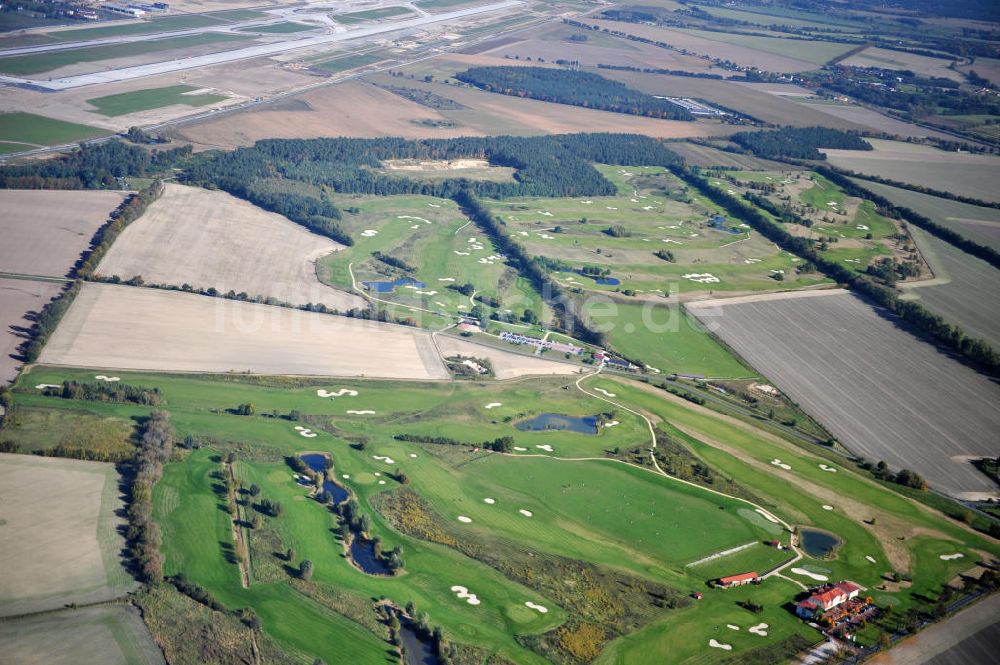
[
  {"left": 97, "top": 183, "right": 364, "bottom": 311},
  {"left": 0, "top": 453, "right": 136, "bottom": 616},
  {"left": 0, "top": 189, "right": 125, "bottom": 277},
  {"left": 39, "top": 283, "right": 450, "bottom": 379},
  {"left": 0, "top": 278, "right": 64, "bottom": 384}
]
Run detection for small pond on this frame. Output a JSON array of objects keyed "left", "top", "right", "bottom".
[
  {"left": 349, "top": 536, "right": 393, "bottom": 576},
  {"left": 300, "top": 453, "right": 349, "bottom": 505},
  {"left": 362, "top": 277, "right": 426, "bottom": 293},
  {"left": 800, "top": 528, "right": 842, "bottom": 558},
  {"left": 595, "top": 277, "right": 621, "bottom": 285},
  {"left": 516, "top": 413, "right": 598, "bottom": 434},
  {"left": 400, "top": 624, "right": 440, "bottom": 665}
]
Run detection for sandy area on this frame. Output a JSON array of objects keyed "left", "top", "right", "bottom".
[
  {"left": 0, "top": 190, "right": 126, "bottom": 277},
  {"left": 0, "top": 278, "right": 65, "bottom": 384},
  {"left": 0, "top": 453, "right": 136, "bottom": 616},
  {"left": 97, "top": 183, "right": 364, "bottom": 311},
  {"left": 39, "top": 283, "right": 450, "bottom": 379},
  {"left": 435, "top": 334, "right": 580, "bottom": 379}
]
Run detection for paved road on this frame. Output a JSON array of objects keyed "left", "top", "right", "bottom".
[{"left": 0, "top": 0, "right": 522, "bottom": 90}]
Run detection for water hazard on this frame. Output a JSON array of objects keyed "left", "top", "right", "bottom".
[
  {"left": 300, "top": 453, "right": 349, "bottom": 505},
  {"left": 800, "top": 528, "right": 842, "bottom": 558},
  {"left": 515, "top": 413, "right": 598, "bottom": 434}
]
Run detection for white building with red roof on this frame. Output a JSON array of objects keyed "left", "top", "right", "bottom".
[{"left": 796, "top": 581, "right": 861, "bottom": 618}]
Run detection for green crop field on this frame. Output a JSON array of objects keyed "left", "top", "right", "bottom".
[
  {"left": 87, "top": 85, "right": 227, "bottom": 116},
  {"left": 7, "top": 363, "right": 994, "bottom": 664},
  {"left": 0, "top": 32, "right": 248, "bottom": 75},
  {"left": 0, "top": 111, "right": 105, "bottom": 146}
]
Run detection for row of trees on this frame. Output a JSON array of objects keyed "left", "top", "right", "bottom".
[
  {"left": 127, "top": 410, "right": 173, "bottom": 583},
  {"left": 42, "top": 380, "right": 164, "bottom": 405}
]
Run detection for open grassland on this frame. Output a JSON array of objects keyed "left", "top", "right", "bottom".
[
  {"left": 663, "top": 27, "right": 855, "bottom": 65},
  {"left": 0, "top": 404, "right": 136, "bottom": 457},
  {"left": 38, "top": 283, "right": 449, "bottom": 379},
  {"left": 688, "top": 291, "right": 1000, "bottom": 499},
  {"left": 311, "top": 51, "right": 386, "bottom": 73},
  {"left": 0, "top": 111, "right": 104, "bottom": 147},
  {"left": 851, "top": 178, "right": 1000, "bottom": 253},
  {"left": 823, "top": 140, "right": 1000, "bottom": 204},
  {"left": 241, "top": 21, "right": 316, "bottom": 33},
  {"left": 97, "top": 184, "right": 364, "bottom": 311},
  {"left": 9, "top": 366, "right": 996, "bottom": 663},
  {"left": 0, "top": 189, "right": 125, "bottom": 278},
  {"left": 0, "top": 278, "right": 65, "bottom": 383},
  {"left": 902, "top": 228, "right": 1000, "bottom": 348},
  {"left": 0, "top": 32, "right": 249, "bottom": 75},
  {"left": 0, "top": 453, "right": 136, "bottom": 616},
  {"left": 0, "top": 605, "right": 165, "bottom": 665},
  {"left": 39, "top": 10, "right": 263, "bottom": 41},
  {"left": 87, "top": 84, "right": 227, "bottom": 117},
  {"left": 665, "top": 142, "right": 799, "bottom": 170},
  {"left": 335, "top": 6, "right": 414, "bottom": 23}
]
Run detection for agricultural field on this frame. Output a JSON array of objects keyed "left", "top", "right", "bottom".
[
  {"left": 664, "top": 141, "right": 798, "bottom": 170},
  {"left": 0, "top": 189, "right": 125, "bottom": 277},
  {"left": 0, "top": 605, "right": 165, "bottom": 665},
  {"left": 822, "top": 140, "right": 1000, "bottom": 204},
  {"left": 688, "top": 290, "right": 1000, "bottom": 499},
  {"left": 0, "top": 111, "right": 105, "bottom": 150},
  {"left": 97, "top": 184, "right": 364, "bottom": 311},
  {"left": 38, "top": 283, "right": 450, "bottom": 379},
  {"left": 0, "top": 454, "right": 137, "bottom": 616},
  {"left": 86, "top": 85, "right": 228, "bottom": 117},
  {"left": 0, "top": 278, "right": 65, "bottom": 383},
  {"left": 840, "top": 47, "right": 965, "bottom": 83},
  {"left": 311, "top": 51, "right": 387, "bottom": 74}
]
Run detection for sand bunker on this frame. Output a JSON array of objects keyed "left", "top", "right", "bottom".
[
  {"left": 727, "top": 624, "right": 739, "bottom": 631},
  {"left": 317, "top": 388, "right": 358, "bottom": 398},
  {"left": 94, "top": 375, "right": 120, "bottom": 382},
  {"left": 940, "top": 553, "right": 964, "bottom": 560},
  {"left": 294, "top": 426, "right": 317, "bottom": 438},
  {"left": 454, "top": 251, "right": 470, "bottom": 256},
  {"left": 535, "top": 445, "right": 553, "bottom": 453},
  {"left": 865, "top": 555, "right": 877, "bottom": 563},
  {"left": 409, "top": 453, "right": 417, "bottom": 458},
  {"left": 604, "top": 420, "right": 620, "bottom": 428},
  {"left": 483, "top": 498, "right": 495, "bottom": 504},
  {"left": 378, "top": 480, "right": 386, "bottom": 485},
  {"left": 397, "top": 215, "right": 429, "bottom": 224},
  {"left": 525, "top": 602, "right": 548, "bottom": 613},
  {"left": 770, "top": 458, "right": 792, "bottom": 470},
  {"left": 457, "top": 515, "right": 472, "bottom": 523},
  {"left": 748, "top": 623, "right": 769, "bottom": 637},
  {"left": 822, "top": 505, "right": 834, "bottom": 511},
  {"left": 754, "top": 508, "right": 780, "bottom": 524},
  {"left": 372, "top": 455, "right": 396, "bottom": 464},
  {"left": 34, "top": 383, "right": 62, "bottom": 389},
  {"left": 819, "top": 464, "right": 837, "bottom": 473},
  {"left": 484, "top": 402, "right": 502, "bottom": 409},
  {"left": 360, "top": 230, "right": 378, "bottom": 237},
  {"left": 791, "top": 568, "right": 829, "bottom": 582},
  {"left": 593, "top": 387, "right": 616, "bottom": 397},
  {"left": 450, "top": 586, "right": 480, "bottom": 605},
  {"left": 513, "top": 447, "right": 527, "bottom": 452},
  {"left": 683, "top": 273, "right": 720, "bottom": 284},
  {"left": 346, "top": 410, "right": 376, "bottom": 415},
  {"left": 519, "top": 509, "right": 533, "bottom": 517},
  {"left": 342, "top": 474, "right": 350, "bottom": 479},
  {"left": 709, "top": 639, "right": 732, "bottom": 651},
  {"left": 438, "top": 277, "right": 455, "bottom": 282}
]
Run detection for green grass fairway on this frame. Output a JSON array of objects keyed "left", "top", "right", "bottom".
[
  {"left": 0, "top": 111, "right": 104, "bottom": 146},
  {"left": 0, "top": 32, "right": 248, "bottom": 75},
  {"left": 87, "top": 85, "right": 227, "bottom": 117},
  {"left": 335, "top": 7, "right": 414, "bottom": 23}
]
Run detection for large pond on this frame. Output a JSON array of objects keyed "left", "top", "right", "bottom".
[
  {"left": 349, "top": 536, "right": 392, "bottom": 576},
  {"left": 362, "top": 277, "right": 426, "bottom": 293},
  {"left": 300, "top": 454, "right": 349, "bottom": 505},
  {"left": 800, "top": 528, "right": 842, "bottom": 558},
  {"left": 400, "top": 624, "right": 440, "bottom": 665},
  {"left": 516, "top": 413, "right": 598, "bottom": 434},
  {"left": 594, "top": 277, "right": 621, "bottom": 285}
]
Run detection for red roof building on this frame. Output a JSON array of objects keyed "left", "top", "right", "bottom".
[
  {"left": 717, "top": 571, "right": 760, "bottom": 588},
  {"left": 796, "top": 581, "right": 861, "bottom": 618}
]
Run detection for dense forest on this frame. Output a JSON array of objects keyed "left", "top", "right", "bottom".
[
  {"left": 0, "top": 141, "right": 191, "bottom": 189},
  {"left": 731, "top": 126, "right": 872, "bottom": 160},
  {"left": 453, "top": 66, "right": 694, "bottom": 121}
]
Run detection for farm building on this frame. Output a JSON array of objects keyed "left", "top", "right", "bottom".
[
  {"left": 796, "top": 581, "right": 861, "bottom": 618},
  {"left": 716, "top": 572, "right": 760, "bottom": 588},
  {"left": 499, "top": 331, "right": 583, "bottom": 355}
]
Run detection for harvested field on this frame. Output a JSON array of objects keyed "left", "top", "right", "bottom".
[
  {"left": 0, "top": 453, "right": 136, "bottom": 616},
  {"left": 841, "top": 47, "right": 964, "bottom": 83},
  {"left": 0, "top": 189, "right": 125, "bottom": 278},
  {"left": 480, "top": 35, "right": 716, "bottom": 72},
  {"left": 958, "top": 56, "right": 1000, "bottom": 87},
  {"left": 902, "top": 228, "right": 1000, "bottom": 348},
  {"left": 687, "top": 290, "right": 1000, "bottom": 499},
  {"left": 0, "top": 278, "right": 65, "bottom": 384},
  {"left": 0, "top": 605, "right": 165, "bottom": 665},
  {"left": 39, "top": 283, "right": 451, "bottom": 379},
  {"left": 823, "top": 140, "right": 1000, "bottom": 204},
  {"left": 788, "top": 99, "right": 955, "bottom": 140},
  {"left": 849, "top": 178, "right": 1000, "bottom": 253},
  {"left": 434, "top": 334, "right": 580, "bottom": 379},
  {"left": 96, "top": 183, "right": 364, "bottom": 311},
  {"left": 667, "top": 141, "right": 802, "bottom": 170}
]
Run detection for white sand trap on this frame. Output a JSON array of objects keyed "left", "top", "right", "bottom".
[
  {"left": 822, "top": 505, "right": 834, "bottom": 511},
  {"left": 372, "top": 455, "right": 396, "bottom": 464},
  {"left": 374, "top": 472, "right": 380, "bottom": 476},
  {"left": 535, "top": 445, "right": 553, "bottom": 452},
  {"left": 317, "top": 388, "right": 359, "bottom": 398},
  {"left": 525, "top": 602, "right": 548, "bottom": 613},
  {"left": 593, "top": 387, "right": 616, "bottom": 397},
  {"left": 519, "top": 509, "right": 533, "bottom": 517},
  {"left": 454, "top": 251, "right": 470, "bottom": 256},
  {"left": 483, "top": 498, "right": 495, "bottom": 504},
  {"left": 604, "top": 420, "right": 620, "bottom": 428},
  {"left": 940, "top": 553, "right": 964, "bottom": 560},
  {"left": 606, "top": 206, "right": 618, "bottom": 210},
  {"left": 683, "top": 273, "right": 720, "bottom": 284},
  {"left": 411, "top": 225, "right": 420, "bottom": 229},
  {"left": 580, "top": 200, "right": 592, "bottom": 204},
  {"left": 518, "top": 231, "right": 529, "bottom": 236},
  {"left": 346, "top": 410, "right": 376, "bottom": 415},
  {"left": 34, "top": 383, "right": 62, "bottom": 389},
  {"left": 398, "top": 215, "right": 429, "bottom": 223},
  {"left": 428, "top": 203, "right": 441, "bottom": 208},
  {"left": 450, "top": 586, "right": 480, "bottom": 605},
  {"left": 537, "top": 211, "right": 553, "bottom": 216},
  {"left": 378, "top": 480, "right": 386, "bottom": 485},
  {"left": 94, "top": 374, "right": 120, "bottom": 382},
  {"left": 727, "top": 624, "right": 740, "bottom": 631},
  {"left": 856, "top": 224, "right": 869, "bottom": 230},
  {"left": 409, "top": 453, "right": 417, "bottom": 458},
  {"left": 748, "top": 623, "right": 769, "bottom": 637},
  {"left": 438, "top": 277, "right": 455, "bottom": 282},
  {"left": 513, "top": 447, "right": 527, "bottom": 452},
  {"left": 457, "top": 515, "right": 472, "bottom": 523},
  {"left": 791, "top": 568, "right": 829, "bottom": 582},
  {"left": 770, "top": 458, "right": 792, "bottom": 470},
  {"left": 295, "top": 427, "right": 317, "bottom": 438},
  {"left": 484, "top": 402, "right": 502, "bottom": 409},
  {"left": 754, "top": 508, "right": 780, "bottom": 524},
  {"left": 865, "top": 555, "right": 877, "bottom": 563},
  {"left": 342, "top": 474, "right": 350, "bottom": 479},
  {"left": 819, "top": 464, "right": 837, "bottom": 472},
  {"left": 360, "top": 230, "right": 378, "bottom": 237},
  {"left": 709, "top": 639, "right": 732, "bottom": 651}
]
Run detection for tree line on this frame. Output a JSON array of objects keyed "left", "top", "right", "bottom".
[
  {"left": 731, "top": 126, "right": 872, "bottom": 160},
  {"left": 454, "top": 66, "right": 695, "bottom": 120},
  {"left": 127, "top": 410, "right": 173, "bottom": 583},
  {"left": 78, "top": 180, "right": 164, "bottom": 278},
  {"left": 42, "top": 380, "right": 164, "bottom": 405}
]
